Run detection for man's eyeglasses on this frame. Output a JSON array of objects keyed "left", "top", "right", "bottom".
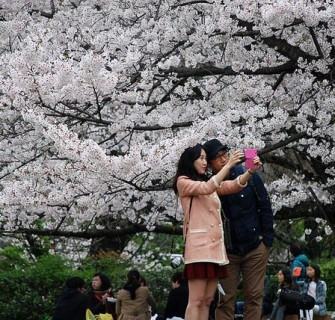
[{"left": 213, "top": 151, "right": 228, "bottom": 160}]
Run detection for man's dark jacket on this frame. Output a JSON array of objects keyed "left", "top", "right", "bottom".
[
  {"left": 220, "top": 165, "right": 274, "bottom": 255},
  {"left": 164, "top": 281, "right": 188, "bottom": 319},
  {"left": 53, "top": 288, "right": 88, "bottom": 320}
]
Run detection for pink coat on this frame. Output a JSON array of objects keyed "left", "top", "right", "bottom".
[{"left": 177, "top": 175, "right": 245, "bottom": 265}]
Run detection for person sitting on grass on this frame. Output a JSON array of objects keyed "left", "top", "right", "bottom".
[
  {"left": 53, "top": 276, "right": 88, "bottom": 320},
  {"left": 303, "top": 264, "right": 328, "bottom": 319}
]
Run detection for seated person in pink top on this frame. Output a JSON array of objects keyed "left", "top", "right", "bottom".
[{"left": 173, "top": 144, "right": 262, "bottom": 320}]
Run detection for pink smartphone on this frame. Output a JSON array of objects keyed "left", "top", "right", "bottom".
[{"left": 244, "top": 148, "right": 258, "bottom": 170}]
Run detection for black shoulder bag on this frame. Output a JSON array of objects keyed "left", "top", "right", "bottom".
[
  {"left": 221, "top": 208, "right": 233, "bottom": 251},
  {"left": 280, "top": 288, "right": 315, "bottom": 310}
]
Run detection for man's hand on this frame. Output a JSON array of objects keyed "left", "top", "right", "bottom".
[
  {"left": 226, "top": 150, "right": 244, "bottom": 168},
  {"left": 248, "top": 156, "right": 263, "bottom": 173}
]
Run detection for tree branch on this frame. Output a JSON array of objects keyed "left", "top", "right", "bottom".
[
  {"left": 41, "top": 96, "right": 193, "bottom": 131},
  {"left": 145, "top": 78, "right": 187, "bottom": 115},
  {"left": 259, "top": 132, "right": 308, "bottom": 155},
  {"left": 172, "top": 0, "right": 213, "bottom": 9},
  {"left": 133, "top": 121, "right": 192, "bottom": 131},
  {"left": 262, "top": 35, "right": 317, "bottom": 62},
  {"left": 40, "top": 0, "right": 56, "bottom": 18},
  {"left": 274, "top": 202, "right": 333, "bottom": 221},
  {"left": 309, "top": 27, "right": 324, "bottom": 59},
  {"left": 308, "top": 187, "right": 335, "bottom": 231},
  {"left": 7, "top": 223, "right": 183, "bottom": 239},
  {"left": 0, "top": 152, "right": 45, "bottom": 181},
  {"left": 4, "top": 199, "right": 334, "bottom": 240},
  {"left": 164, "top": 61, "right": 296, "bottom": 78}
]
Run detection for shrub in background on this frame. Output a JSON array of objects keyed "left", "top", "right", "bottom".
[
  {"left": 0, "top": 248, "right": 73, "bottom": 320},
  {"left": 320, "top": 259, "right": 335, "bottom": 311},
  {"left": 0, "top": 246, "right": 178, "bottom": 320}
]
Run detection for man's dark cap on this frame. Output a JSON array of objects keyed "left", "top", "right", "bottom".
[{"left": 203, "top": 139, "right": 229, "bottom": 160}]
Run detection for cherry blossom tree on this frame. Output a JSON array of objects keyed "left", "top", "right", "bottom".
[{"left": 0, "top": 0, "right": 334, "bottom": 250}]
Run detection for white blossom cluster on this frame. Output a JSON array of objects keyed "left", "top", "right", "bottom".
[
  {"left": 122, "top": 236, "right": 180, "bottom": 273},
  {"left": 0, "top": 0, "right": 334, "bottom": 243}
]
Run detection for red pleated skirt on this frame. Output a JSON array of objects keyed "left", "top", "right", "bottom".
[{"left": 184, "top": 262, "right": 229, "bottom": 280}]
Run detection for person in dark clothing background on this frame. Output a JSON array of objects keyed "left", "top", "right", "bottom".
[
  {"left": 270, "top": 268, "right": 300, "bottom": 320},
  {"left": 262, "top": 275, "right": 276, "bottom": 319},
  {"left": 203, "top": 139, "right": 274, "bottom": 320},
  {"left": 53, "top": 276, "right": 88, "bottom": 320},
  {"left": 87, "top": 272, "right": 116, "bottom": 318},
  {"left": 289, "top": 242, "right": 309, "bottom": 287},
  {"left": 164, "top": 272, "right": 189, "bottom": 319}
]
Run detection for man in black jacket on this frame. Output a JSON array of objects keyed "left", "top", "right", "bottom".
[
  {"left": 203, "top": 139, "right": 274, "bottom": 320},
  {"left": 164, "top": 272, "right": 189, "bottom": 320},
  {"left": 53, "top": 277, "right": 88, "bottom": 320}
]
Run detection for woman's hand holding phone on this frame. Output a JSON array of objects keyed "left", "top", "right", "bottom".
[
  {"left": 244, "top": 148, "right": 262, "bottom": 173},
  {"left": 249, "top": 156, "right": 262, "bottom": 173}
]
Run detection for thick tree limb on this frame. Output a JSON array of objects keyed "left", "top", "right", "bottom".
[
  {"left": 259, "top": 132, "right": 308, "bottom": 155},
  {"left": 133, "top": 121, "right": 192, "bottom": 131},
  {"left": 31, "top": 0, "right": 56, "bottom": 18},
  {"left": 262, "top": 36, "right": 317, "bottom": 62},
  {"left": 4, "top": 200, "right": 333, "bottom": 240},
  {"left": 7, "top": 223, "right": 182, "bottom": 239},
  {"left": 172, "top": 0, "right": 213, "bottom": 8},
  {"left": 274, "top": 202, "right": 333, "bottom": 221},
  {"left": 164, "top": 61, "right": 296, "bottom": 78}
]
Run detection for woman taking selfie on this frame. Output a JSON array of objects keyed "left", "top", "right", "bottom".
[{"left": 173, "top": 143, "right": 261, "bottom": 320}]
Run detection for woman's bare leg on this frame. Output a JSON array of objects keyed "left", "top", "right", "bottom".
[
  {"left": 198, "top": 278, "right": 218, "bottom": 320},
  {"left": 185, "top": 278, "right": 207, "bottom": 320},
  {"left": 185, "top": 278, "right": 218, "bottom": 320}
]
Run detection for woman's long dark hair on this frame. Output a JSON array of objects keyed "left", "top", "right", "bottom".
[
  {"left": 173, "top": 144, "right": 207, "bottom": 194},
  {"left": 308, "top": 264, "right": 321, "bottom": 282},
  {"left": 279, "top": 268, "right": 293, "bottom": 288},
  {"left": 123, "top": 269, "right": 141, "bottom": 300}
]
